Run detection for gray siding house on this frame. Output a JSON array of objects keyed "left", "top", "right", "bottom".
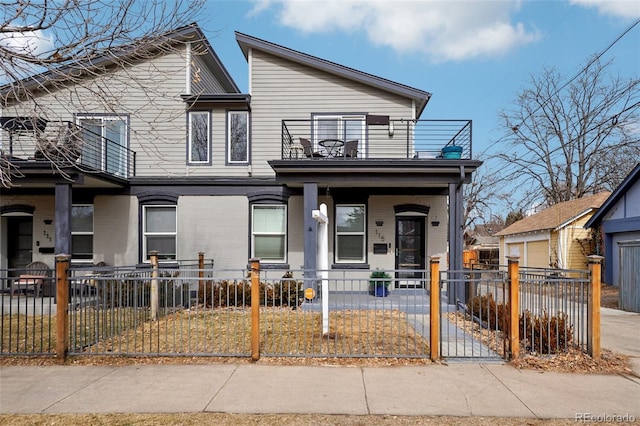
[
  {"left": 585, "top": 163, "right": 640, "bottom": 312},
  {"left": 1, "top": 24, "right": 481, "bottom": 294}
]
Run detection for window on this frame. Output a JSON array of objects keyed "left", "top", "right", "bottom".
[
  {"left": 188, "top": 111, "right": 210, "bottom": 164},
  {"left": 228, "top": 111, "right": 248, "bottom": 163},
  {"left": 76, "top": 114, "right": 128, "bottom": 176},
  {"left": 313, "top": 114, "right": 365, "bottom": 153},
  {"left": 143, "top": 205, "right": 177, "bottom": 261},
  {"left": 252, "top": 205, "right": 286, "bottom": 262},
  {"left": 335, "top": 204, "right": 366, "bottom": 263},
  {"left": 71, "top": 205, "right": 93, "bottom": 261}
]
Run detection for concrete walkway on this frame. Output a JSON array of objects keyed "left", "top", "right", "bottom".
[{"left": 1, "top": 307, "right": 638, "bottom": 419}]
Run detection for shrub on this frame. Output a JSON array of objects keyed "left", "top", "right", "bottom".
[
  {"left": 468, "top": 293, "right": 509, "bottom": 331},
  {"left": 520, "top": 310, "right": 573, "bottom": 354},
  {"left": 467, "top": 294, "right": 574, "bottom": 354},
  {"left": 198, "top": 272, "right": 302, "bottom": 309}
]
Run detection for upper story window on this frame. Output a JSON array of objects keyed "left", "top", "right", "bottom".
[
  {"left": 188, "top": 111, "right": 211, "bottom": 164},
  {"left": 76, "top": 114, "right": 128, "bottom": 176},
  {"left": 71, "top": 204, "right": 93, "bottom": 262},
  {"left": 251, "top": 204, "right": 286, "bottom": 263},
  {"left": 335, "top": 204, "right": 366, "bottom": 263},
  {"left": 227, "top": 110, "right": 249, "bottom": 164}
]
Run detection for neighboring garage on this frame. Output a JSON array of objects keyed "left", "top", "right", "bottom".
[{"left": 496, "top": 193, "right": 610, "bottom": 270}]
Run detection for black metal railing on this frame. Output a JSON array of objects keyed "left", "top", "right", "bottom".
[
  {"left": 2, "top": 119, "right": 136, "bottom": 178},
  {"left": 281, "top": 118, "right": 472, "bottom": 160}
]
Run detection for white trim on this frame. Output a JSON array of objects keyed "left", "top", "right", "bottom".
[
  {"left": 188, "top": 111, "right": 211, "bottom": 164},
  {"left": 185, "top": 42, "right": 192, "bottom": 95}
]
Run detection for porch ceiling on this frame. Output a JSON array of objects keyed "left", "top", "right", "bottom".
[{"left": 268, "top": 159, "right": 482, "bottom": 188}]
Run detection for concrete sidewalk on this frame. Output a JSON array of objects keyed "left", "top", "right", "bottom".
[
  {"left": 1, "top": 363, "right": 639, "bottom": 418},
  {"left": 1, "top": 307, "right": 638, "bottom": 419}
]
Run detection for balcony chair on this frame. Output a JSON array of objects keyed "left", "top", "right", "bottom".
[
  {"left": 299, "top": 138, "right": 326, "bottom": 158},
  {"left": 343, "top": 139, "right": 359, "bottom": 158}
]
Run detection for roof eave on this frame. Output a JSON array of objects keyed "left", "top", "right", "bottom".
[
  {"left": 585, "top": 163, "right": 640, "bottom": 228},
  {"left": 235, "top": 32, "right": 432, "bottom": 116}
]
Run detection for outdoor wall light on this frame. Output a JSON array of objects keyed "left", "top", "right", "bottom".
[
  {"left": 388, "top": 122, "right": 394, "bottom": 137},
  {"left": 431, "top": 221, "right": 440, "bottom": 227},
  {"left": 43, "top": 219, "right": 52, "bottom": 225},
  {"left": 375, "top": 220, "right": 384, "bottom": 227}
]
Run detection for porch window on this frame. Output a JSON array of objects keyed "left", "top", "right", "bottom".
[
  {"left": 313, "top": 114, "right": 365, "bottom": 153},
  {"left": 188, "top": 111, "right": 210, "bottom": 164},
  {"left": 71, "top": 205, "right": 93, "bottom": 262},
  {"left": 252, "top": 205, "right": 286, "bottom": 262},
  {"left": 76, "top": 114, "right": 128, "bottom": 176},
  {"left": 143, "top": 205, "right": 177, "bottom": 261},
  {"left": 335, "top": 204, "right": 366, "bottom": 263},
  {"left": 227, "top": 111, "right": 249, "bottom": 163}
]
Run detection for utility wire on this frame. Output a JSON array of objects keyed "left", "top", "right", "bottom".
[{"left": 486, "top": 17, "right": 640, "bottom": 153}]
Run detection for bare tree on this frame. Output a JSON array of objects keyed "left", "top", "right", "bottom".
[
  {"left": 463, "top": 160, "right": 506, "bottom": 232},
  {"left": 1, "top": 0, "right": 207, "bottom": 185},
  {"left": 496, "top": 58, "right": 640, "bottom": 207}
]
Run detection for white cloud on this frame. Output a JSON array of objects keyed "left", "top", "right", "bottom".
[
  {"left": 570, "top": 0, "right": 640, "bottom": 19},
  {"left": 249, "top": 0, "right": 542, "bottom": 62},
  {"left": 0, "top": 30, "right": 54, "bottom": 57}
]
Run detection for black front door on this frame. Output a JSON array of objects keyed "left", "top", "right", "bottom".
[
  {"left": 395, "top": 217, "right": 426, "bottom": 286},
  {"left": 7, "top": 216, "right": 33, "bottom": 271}
]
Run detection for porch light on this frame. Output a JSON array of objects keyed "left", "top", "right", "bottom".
[
  {"left": 375, "top": 220, "right": 384, "bottom": 227},
  {"left": 388, "top": 122, "right": 394, "bottom": 137}
]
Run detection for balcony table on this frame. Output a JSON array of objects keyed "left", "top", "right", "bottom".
[{"left": 319, "top": 139, "right": 344, "bottom": 157}]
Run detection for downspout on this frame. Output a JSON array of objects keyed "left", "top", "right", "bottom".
[{"left": 185, "top": 42, "right": 191, "bottom": 95}]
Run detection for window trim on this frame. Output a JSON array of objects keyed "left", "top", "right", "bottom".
[
  {"left": 334, "top": 203, "right": 367, "bottom": 264},
  {"left": 251, "top": 204, "right": 287, "bottom": 263},
  {"left": 226, "top": 110, "right": 249, "bottom": 165},
  {"left": 187, "top": 110, "right": 211, "bottom": 165},
  {"left": 312, "top": 113, "right": 366, "bottom": 155},
  {"left": 142, "top": 204, "right": 177, "bottom": 262},
  {"left": 75, "top": 113, "right": 130, "bottom": 175},
  {"left": 71, "top": 204, "right": 94, "bottom": 263}
]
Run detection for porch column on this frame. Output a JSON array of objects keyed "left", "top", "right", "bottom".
[
  {"left": 448, "top": 182, "right": 464, "bottom": 304},
  {"left": 54, "top": 182, "right": 72, "bottom": 256},
  {"left": 303, "top": 182, "right": 318, "bottom": 295}
]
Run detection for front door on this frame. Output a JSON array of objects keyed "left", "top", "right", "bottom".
[
  {"left": 7, "top": 216, "right": 33, "bottom": 271},
  {"left": 395, "top": 217, "right": 425, "bottom": 287}
]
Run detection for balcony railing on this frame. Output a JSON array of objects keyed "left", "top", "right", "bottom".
[
  {"left": 281, "top": 118, "right": 472, "bottom": 160},
  {"left": 1, "top": 118, "right": 136, "bottom": 178}
]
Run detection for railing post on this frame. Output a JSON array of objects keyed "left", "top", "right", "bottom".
[
  {"left": 507, "top": 256, "right": 520, "bottom": 360},
  {"left": 198, "top": 251, "right": 205, "bottom": 289},
  {"left": 588, "top": 255, "right": 603, "bottom": 360},
  {"left": 430, "top": 256, "right": 440, "bottom": 361},
  {"left": 55, "top": 254, "right": 70, "bottom": 364},
  {"left": 150, "top": 251, "right": 159, "bottom": 321},
  {"left": 250, "top": 258, "right": 261, "bottom": 361}
]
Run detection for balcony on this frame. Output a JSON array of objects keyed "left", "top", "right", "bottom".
[
  {"left": 1, "top": 117, "right": 136, "bottom": 180},
  {"left": 281, "top": 118, "right": 472, "bottom": 161}
]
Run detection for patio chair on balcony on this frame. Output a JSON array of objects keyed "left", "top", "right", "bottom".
[
  {"left": 299, "top": 138, "right": 326, "bottom": 158},
  {"left": 344, "top": 139, "right": 359, "bottom": 158}
]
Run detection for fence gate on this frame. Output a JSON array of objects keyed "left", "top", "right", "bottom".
[
  {"left": 439, "top": 269, "right": 508, "bottom": 361},
  {"left": 619, "top": 241, "right": 640, "bottom": 313}
]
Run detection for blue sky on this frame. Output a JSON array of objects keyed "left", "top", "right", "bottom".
[{"left": 198, "top": 0, "right": 639, "bottom": 158}]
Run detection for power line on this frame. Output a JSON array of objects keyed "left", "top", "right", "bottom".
[{"left": 484, "top": 17, "right": 640, "bottom": 155}]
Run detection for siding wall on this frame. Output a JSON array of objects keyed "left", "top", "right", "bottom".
[{"left": 248, "top": 49, "right": 415, "bottom": 176}]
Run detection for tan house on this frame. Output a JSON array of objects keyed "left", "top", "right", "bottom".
[{"left": 495, "top": 192, "right": 610, "bottom": 270}]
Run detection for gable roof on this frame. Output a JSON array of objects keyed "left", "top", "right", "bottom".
[
  {"left": 495, "top": 192, "right": 611, "bottom": 237},
  {"left": 1, "top": 23, "right": 240, "bottom": 103},
  {"left": 235, "top": 32, "right": 432, "bottom": 118},
  {"left": 585, "top": 163, "right": 640, "bottom": 229}
]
